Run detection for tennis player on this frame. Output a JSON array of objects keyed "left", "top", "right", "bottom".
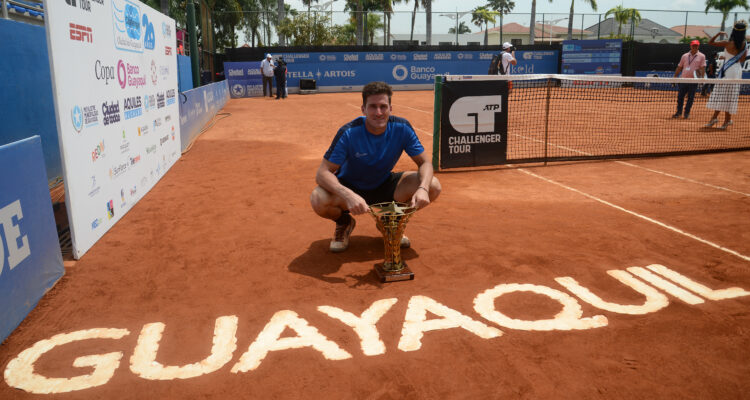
[
  {"left": 310, "top": 82, "right": 441, "bottom": 253},
  {"left": 672, "top": 40, "right": 705, "bottom": 119},
  {"left": 704, "top": 21, "right": 747, "bottom": 129}
]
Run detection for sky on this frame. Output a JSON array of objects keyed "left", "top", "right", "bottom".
[{"left": 282, "top": 0, "right": 750, "bottom": 34}]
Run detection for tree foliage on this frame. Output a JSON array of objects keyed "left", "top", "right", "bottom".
[
  {"left": 277, "top": 13, "right": 334, "bottom": 45},
  {"left": 705, "top": 0, "right": 750, "bottom": 31}
]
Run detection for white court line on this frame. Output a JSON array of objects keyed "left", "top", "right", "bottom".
[
  {"left": 398, "top": 104, "right": 433, "bottom": 115},
  {"left": 347, "top": 103, "right": 432, "bottom": 136},
  {"left": 516, "top": 167, "right": 750, "bottom": 263}
]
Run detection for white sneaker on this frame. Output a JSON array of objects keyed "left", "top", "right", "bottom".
[{"left": 330, "top": 218, "right": 356, "bottom": 253}]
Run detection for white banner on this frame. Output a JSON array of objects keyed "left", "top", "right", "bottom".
[{"left": 44, "top": 0, "right": 181, "bottom": 259}]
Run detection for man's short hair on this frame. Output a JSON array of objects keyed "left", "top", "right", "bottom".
[{"left": 362, "top": 81, "right": 392, "bottom": 105}]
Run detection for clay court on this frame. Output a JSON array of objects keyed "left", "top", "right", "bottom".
[{"left": 2, "top": 89, "right": 750, "bottom": 399}]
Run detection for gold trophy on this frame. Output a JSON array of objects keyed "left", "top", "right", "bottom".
[{"left": 369, "top": 201, "right": 417, "bottom": 282}]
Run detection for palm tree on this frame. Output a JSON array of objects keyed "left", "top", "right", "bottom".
[
  {"left": 277, "top": 0, "right": 285, "bottom": 45},
  {"left": 530, "top": 0, "right": 553, "bottom": 45},
  {"left": 567, "top": 0, "right": 597, "bottom": 40},
  {"left": 424, "top": 0, "right": 432, "bottom": 45},
  {"left": 471, "top": 6, "right": 496, "bottom": 45},
  {"left": 705, "top": 0, "right": 750, "bottom": 32},
  {"left": 402, "top": 0, "right": 426, "bottom": 44},
  {"left": 448, "top": 21, "right": 471, "bottom": 34},
  {"left": 486, "top": 0, "right": 515, "bottom": 45},
  {"left": 605, "top": 5, "right": 641, "bottom": 38}
]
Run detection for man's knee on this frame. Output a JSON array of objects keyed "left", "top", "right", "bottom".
[{"left": 428, "top": 176, "right": 442, "bottom": 201}]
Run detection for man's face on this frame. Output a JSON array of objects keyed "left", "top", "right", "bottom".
[
  {"left": 362, "top": 93, "right": 391, "bottom": 134},
  {"left": 690, "top": 45, "right": 699, "bottom": 54}
]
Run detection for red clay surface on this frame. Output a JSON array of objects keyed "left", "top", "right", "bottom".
[{"left": 2, "top": 91, "right": 750, "bottom": 399}]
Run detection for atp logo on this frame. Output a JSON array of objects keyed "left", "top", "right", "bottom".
[{"left": 448, "top": 96, "right": 503, "bottom": 134}]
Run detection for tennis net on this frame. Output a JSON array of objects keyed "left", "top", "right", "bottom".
[{"left": 436, "top": 74, "right": 750, "bottom": 168}]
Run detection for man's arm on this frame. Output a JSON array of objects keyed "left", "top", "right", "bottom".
[
  {"left": 509, "top": 52, "right": 517, "bottom": 66},
  {"left": 315, "top": 159, "right": 369, "bottom": 215},
  {"left": 409, "top": 152, "right": 434, "bottom": 209}
]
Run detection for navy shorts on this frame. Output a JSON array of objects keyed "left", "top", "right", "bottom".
[{"left": 341, "top": 172, "right": 404, "bottom": 205}]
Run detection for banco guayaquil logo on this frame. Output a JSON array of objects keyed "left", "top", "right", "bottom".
[{"left": 448, "top": 96, "right": 502, "bottom": 134}]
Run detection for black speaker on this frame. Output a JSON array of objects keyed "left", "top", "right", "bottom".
[{"left": 299, "top": 79, "right": 317, "bottom": 90}]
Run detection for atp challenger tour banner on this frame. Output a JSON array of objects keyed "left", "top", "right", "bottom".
[
  {"left": 44, "top": 0, "right": 181, "bottom": 258},
  {"left": 225, "top": 50, "right": 559, "bottom": 97},
  {"left": 439, "top": 79, "right": 509, "bottom": 169}
]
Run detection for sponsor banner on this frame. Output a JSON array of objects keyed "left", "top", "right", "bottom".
[
  {"left": 224, "top": 50, "right": 558, "bottom": 97},
  {"left": 562, "top": 39, "right": 622, "bottom": 75},
  {"left": 179, "top": 80, "right": 230, "bottom": 152},
  {"left": 0, "top": 136, "right": 64, "bottom": 342},
  {"left": 45, "top": 0, "right": 181, "bottom": 258},
  {"left": 440, "top": 80, "right": 509, "bottom": 169}
]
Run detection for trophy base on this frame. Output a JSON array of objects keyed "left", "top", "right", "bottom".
[{"left": 375, "top": 263, "right": 414, "bottom": 283}]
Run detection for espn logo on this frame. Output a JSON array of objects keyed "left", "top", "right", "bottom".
[
  {"left": 165, "top": 46, "right": 172, "bottom": 55},
  {"left": 69, "top": 23, "right": 93, "bottom": 43}
]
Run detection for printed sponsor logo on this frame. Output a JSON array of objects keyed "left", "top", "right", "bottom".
[
  {"left": 94, "top": 60, "right": 116, "bottom": 85},
  {"left": 228, "top": 68, "right": 244, "bottom": 77},
  {"left": 138, "top": 124, "right": 149, "bottom": 136},
  {"left": 390, "top": 54, "right": 406, "bottom": 61},
  {"left": 232, "top": 84, "right": 245, "bottom": 97},
  {"left": 112, "top": 0, "right": 143, "bottom": 52},
  {"left": 123, "top": 96, "right": 143, "bottom": 120},
  {"left": 433, "top": 53, "right": 451, "bottom": 60},
  {"left": 120, "top": 188, "right": 126, "bottom": 208},
  {"left": 319, "top": 54, "right": 336, "bottom": 61},
  {"left": 365, "top": 53, "right": 384, "bottom": 61},
  {"left": 129, "top": 154, "right": 141, "bottom": 166},
  {"left": 159, "top": 65, "right": 169, "bottom": 80},
  {"left": 449, "top": 95, "right": 502, "bottom": 134},
  {"left": 171, "top": 125, "right": 175, "bottom": 140},
  {"left": 413, "top": 53, "right": 428, "bottom": 61},
  {"left": 91, "top": 141, "right": 105, "bottom": 162},
  {"left": 69, "top": 23, "right": 93, "bottom": 43},
  {"left": 165, "top": 46, "right": 172, "bottom": 55},
  {"left": 246, "top": 68, "right": 261, "bottom": 75},
  {"left": 153, "top": 117, "right": 162, "bottom": 130},
  {"left": 88, "top": 175, "right": 101, "bottom": 197},
  {"left": 156, "top": 92, "right": 165, "bottom": 108},
  {"left": 150, "top": 60, "right": 158, "bottom": 84},
  {"left": 392, "top": 65, "right": 408, "bottom": 81},
  {"left": 343, "top": 54, "right": 359, "bottom": 62},
  {"left": 117, "top": 60, "right": 146, "bottom": 89},
  {"left": 120, "top": 129, "right": 130, "bottom": 154},
  {"left": 71, "top": 106, "right": 83, "bottom": 132},
  {"left": 106, "top": 199, "right": 115, "bottom": 219},
  {"left": 142, "top": 15, "right": 156, "bottom": 50},
  {"left": 159, "top": 134, "right": 169, "bottom": 146},
  {"left": 102, "top": 100, "right": 121, "bottom": 126},
  {"left": 65, "top": 0, "right": 91, "bottom": 12},
  {"left": 166, "top": 89, "right": 175, "bottom": 105},
  {"left": 145, "top": 144, "right": 157, "bottom": 154},
  {"left": 82, "top": 105, "right": 98, "bottom": 127},
  {"left": 289, "top": 71, "right": 314, "bottom": 79},
  {"left": 91, "top": 217, "right": 102, "bottom": 229},
  {"left": 162, "top": 22, "right": 172, "bottom": 38},
  {"left": 130, "top": 186, "right": 137, "bottom": 197},
  {"left": 109, "top": 162, "right": 128, "bottom": 179},
  {"left": 323, "top": 70, "right": 356, "bottom": 78},
  {"left": 143, "top": 94, "right": 155, "bottom": 112},
  {"left": 479, "top": 53, "right": 494, "bottom": 60},
  {"left": 165, "top": 115, "right": 172, "bottom": 122}
]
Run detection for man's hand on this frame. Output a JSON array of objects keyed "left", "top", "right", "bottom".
[
  {"left": 410, "top": 187, "right": 431, "bottom": 210},
  {"left": 344, "top": 193, "right": 369, "bottom": 215}
]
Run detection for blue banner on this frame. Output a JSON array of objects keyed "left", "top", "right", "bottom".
[
  {"left": 177, "top": 54, "right": 193, "bottom": 93},
  {"left": 0, "top": 136, "right": 64, "bottom": 343},
  {"left": 562, "top": 39, "right": 622, "bottom": 75},
  {"left": 225, "top": 50, "right": 559, "bottom": 97},
  {"left": 179, "top": 81, "right": 230, "bottom": 151}
]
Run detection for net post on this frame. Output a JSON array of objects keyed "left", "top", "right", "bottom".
[
  {"left": 432, "top": 75, "right": 443, "bottom": 171},
  {"left": 544, "top": 78, "right": 552, "bottom": 166}
]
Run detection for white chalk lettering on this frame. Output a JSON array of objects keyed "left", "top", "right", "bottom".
[{"left": 318, "top": 298, "right": 397, "bottom": 356}]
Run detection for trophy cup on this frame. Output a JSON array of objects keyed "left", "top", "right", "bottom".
[{"left": 369, "top": 201, "right": 417, "bottom": 283}]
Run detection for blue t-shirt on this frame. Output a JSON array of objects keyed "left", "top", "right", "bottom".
[{"left": 324, "top": 116, "right": 424, "bottom": 190}]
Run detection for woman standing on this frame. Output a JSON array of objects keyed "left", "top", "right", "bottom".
[{"left": 705, "top": 21, "right": 747, "bottom": 130}]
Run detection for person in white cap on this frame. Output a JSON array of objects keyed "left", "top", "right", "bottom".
[
  {"left": 497, "top": 42, "right": 517, "bottom": 93},
  {"left": 260, "top": 53, "right": 276, "bottom": 97}
]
